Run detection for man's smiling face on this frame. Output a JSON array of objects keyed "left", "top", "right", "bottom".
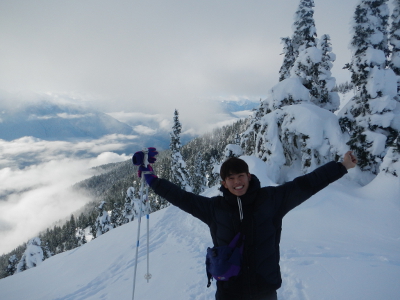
[{"left": 222, "top": 172, "right": 251, "bottom": 197}]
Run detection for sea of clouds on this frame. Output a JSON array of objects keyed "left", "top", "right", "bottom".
[{"left": 0, "top": 134, "right": 135, "bottom": 254}]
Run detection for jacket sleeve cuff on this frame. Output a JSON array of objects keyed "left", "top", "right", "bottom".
[{"left": 337, "top": 161, "right": 348, "bottom": 174}]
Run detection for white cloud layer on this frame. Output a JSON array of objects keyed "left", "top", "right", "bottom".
[{"left": 0, "top": 137, "right": 132, "bottom": 254}]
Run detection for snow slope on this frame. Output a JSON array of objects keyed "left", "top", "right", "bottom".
[{"left": 0, "top": 157, "right": 399, "bottom": 300}]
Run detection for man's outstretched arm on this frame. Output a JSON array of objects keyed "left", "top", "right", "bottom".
[
  {"left": 132, "top": 148, "right": 214, "bottom": 225},
  {"left": 275, "top": 151, "right": 358, "bottom": 216}
]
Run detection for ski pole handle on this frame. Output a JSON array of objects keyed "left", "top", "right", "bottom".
[{"left": 142, "top": 148, "right": 149, "bottom": 166}]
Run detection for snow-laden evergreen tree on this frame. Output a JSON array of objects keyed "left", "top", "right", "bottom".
[
  {"left": 380, "top": 137, "right": 400, "bottom": 176},
  {"left": 170, "top": 109, "right": 192, "bottom": 192},
  {"left": 240, "top": 99, "right": 269, "bottom": 156},
  {"left": 121, "top": 186, "right": 147, "bottom": 223},
  {"left": 291, "top": 0, "right": 317, "bottom": 54},
  {"left": 334, "top": 81, "right": 355, "bottom": 93},
  {"left": 6, "top": 254, "right": 18, "bottom": 277},
  {"left": 277, "top": 0, "right": 318, "bottom": 94},
  {"left": 41, "top": 241, "right": 52, "bottom": 260},
  {"left": 281, "top": 0, "right": 339, "bottom": 113},
  {"left": 110, "top": 202, "right": 123, "bottom": 227},
  {"left": 191, "top": 152, "right": 207, "bottom": 195},
  {"left": 224, "top": 144, "right": 243, "bottom": 159},
  {"left": 241, "top": 79, "right": 348, "bottom": 182},
  {"left": 290, "top": 36, "right": 339, "bottom": 112},
  {"left": 16, "top": 237, "right": 44, "bottom": 273},
  {"left": 233, "top": 133, "right": 241, "bottom": 145},
  {"left": 203, "top": 148, "right": 222, "bottom": 187},
  {"left": 315, "top": 34, "right": 340, "bottom": 111},
  {"left": 387, "top": 1, "right": 400, "bottom": 174},
  {"left": 286, "top": 0, "right": 317, "bottom": 98},
  {"left": 290, "top": 46, "right": 321, "bottom": 102},
  {"left": 76, "top": 228, "right": 87, "bottom": 246},
  {"left": 93, "top": 201, "right": 113, "bottom": 238},
  {"left": 279, "top": 37, "right": 296, "bottom": 81},
  {"left": 339, "top": 0, "right": 399, "bottom": 175},
  {"left": 389, "top": 0, "right": 400, "bottom": 82},
  {"left": 252, "top": 0, "right": 337, "bottom": 158},
  {"left": 64, "top": 215, "right": 78, "bottom": 251}
]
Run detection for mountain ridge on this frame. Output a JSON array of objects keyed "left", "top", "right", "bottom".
[
  {"left": 0, "top": 100, "right": 134, "bottom": 141},
  {"left": 0, "top": 97, "right": 257, "bottom": 143}
]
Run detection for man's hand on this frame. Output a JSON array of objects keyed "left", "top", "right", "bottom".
[
  {"left": 138, "top": 164, "right": 158, "bottom": 186},
  {"left": 132, "top": 147, "right": 158, "bottom": 166},
  {"left": 342, "top": 151, "right": 357, "bottom": 170}
]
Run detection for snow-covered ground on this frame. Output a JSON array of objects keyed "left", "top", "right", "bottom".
[{"left": 0, "top": 157, "right": 399, "bottom": 300}]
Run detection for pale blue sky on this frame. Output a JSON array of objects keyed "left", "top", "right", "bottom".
[{"left": 0, "top": 0, "right": 360, "bottom": 117}]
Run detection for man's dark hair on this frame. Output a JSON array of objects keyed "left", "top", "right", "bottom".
[{"left": 220, "top": 157, "right": 249, "bottom": 180}]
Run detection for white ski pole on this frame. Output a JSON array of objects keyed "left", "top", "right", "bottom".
[
  {"left": 132, "top": 149, "right": 149, "bottom": 300},
  {"left": 144, "top": 184, "right": 152, "bottom": 282},
  {"left": 142, "top": 149, "right": 152, "bottom": 282}
]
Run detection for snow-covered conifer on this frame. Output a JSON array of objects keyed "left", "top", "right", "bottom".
[
  {"left": 277, "top": 0, "right": 339, "bottom": 112},
  {"left": 291, "top": 0, "right": 317, "bottom": 54},
  {"left": 315, "top": 34, "right": 340, "bottom": 111},
  {"left": 279, "top": 37, "right": 296, "bottom": 81},
  {"left": 16, "top": 237, "right": 44, "bottom": 273},
  {"left": 170, "top": 109, "right": 192, "bottom": 192},
  {"left": 241, "top": 77, "right": 348, "bottom": 182},
  {"left": 203, "top": 148, "right": 222, "bottom": 187},
  {"left": 93, "top": 201, "right": 113, "bottom": 238},
  {"left": 390, "top": 0, "right": 400, "bottom": 92},
  {"left": 344, "top": 0, "right": 390, "bottom": 89},
  {"left": 380, "top": 137, "right": 400, "bottom": 176},
  {"left": 122, "top": 186, "right": 136, "bottom": 224},
  {"left": 244, "top": 0, "right": 337, "bottom": 160},
  {"left": 233, "top": 133, "right": 241, "bottom": 145},
  {"left": 339, "top": 0, "right": 399, "bottom": 174},
  {"left": 6, "top": 254, "right": 18, "bottom": 276},
  {"left": 290, "top": 45, "right": 320, "bottom": 93},
  {"left": 224, "top": 144, "right": 243, "bottom": 160},
  {"left": 110, "top": 202, "right": 123, "bottom": 227},
  {"left": 64, "top": 215, "right": 78, "bottom": 250},
  {"left": 241, "top": 79, "right": 309, "bottom": 158},
  {"left": 290, "top": 35, "right": 339, "bottom": 112},
  {"left": 41, "top": 241, "right": 53, "bottom": 259},
  {"left": 76, "top": 228, "right": 87, "bottom": 246},
  {"left": 191, "top": 152, "right": 207, "bottom": 195},
  {"left": 240, "top": 99, "right": 269, "bottom": 156}
]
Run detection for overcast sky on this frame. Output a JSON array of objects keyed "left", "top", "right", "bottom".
[
  {"left": 0, "top": 0, "right": 367, "bottom": 254},
  {"left": 0, "top": 0, "right": 360, "bottom": 117}
]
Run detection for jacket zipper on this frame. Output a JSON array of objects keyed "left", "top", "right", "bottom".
[
  {"left": 236, "top": 197, "right": 243, "bottom": 222},
  {"left": 238, "top": 197, "right": 254, "bottom": 298}
]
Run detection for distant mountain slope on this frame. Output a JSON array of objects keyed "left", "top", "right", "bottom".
[
  {"left": 217, "top": 99, "right": 259, "bottom": 112},
  {"left": 0, "top": 97, "right": 257, "bottom": 145},
  {"left": 0, "top": 100, "right": 133, "bottom": 141}
]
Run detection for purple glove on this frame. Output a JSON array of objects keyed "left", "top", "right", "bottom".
[
  {"left": 132, "top": 147, "right": 158, "bottom": 166},
  {"left": 138, "top": 164, "right": 158, "bottom": 186}
]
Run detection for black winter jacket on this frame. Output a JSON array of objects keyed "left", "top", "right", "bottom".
[{"left": 151, "top": 161, "right": 347, "bottom": 298}]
